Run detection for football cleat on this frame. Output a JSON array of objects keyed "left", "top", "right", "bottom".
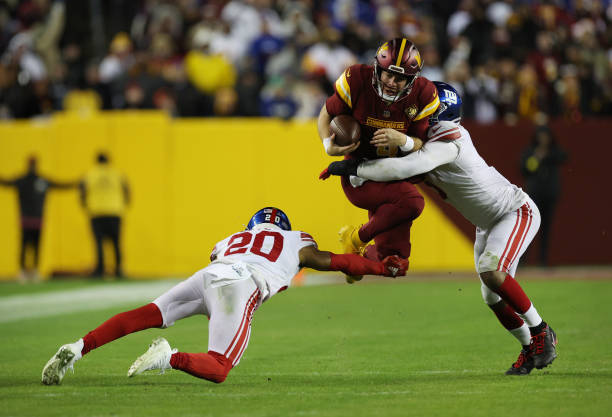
[
  {"left": 339, "top": 225, "right": 367, "bottom": 255},
  {"left": 530, "top": 323, "right": 558, "bottom": 369},
  {"left": 345, "top": 274, "right": 363, "bottom": 284},
  {"left": 41, "top": 339, "right": 84, "bottom": 385},
  {"left": 505, "top": 347, "right": 535, "bottom": 375},
  {"left": 339, "top": 225, "right": 368, "bottom": 284},
  {"left": 128, "top": 337, "right": 176, "bottom": 377}
]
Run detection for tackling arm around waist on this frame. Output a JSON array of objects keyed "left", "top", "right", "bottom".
[{"left": 357, "top": 140, "right": 459, "bottom": 181}]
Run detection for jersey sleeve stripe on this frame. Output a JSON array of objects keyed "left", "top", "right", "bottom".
[
  {"left": 414, "top": 94, "right": 440, "bottom": 121},
  {"left": 335, "top": 71, "right": 352, "bottom": 109},
  {"left": 429, "top": 127, "right": 461, "bottom": 142},
  {"left": 301, "top": 232, "right": 316, "bottom": 242}
]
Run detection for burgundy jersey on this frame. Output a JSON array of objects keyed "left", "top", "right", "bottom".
[{"left": 326, "top": 64, "right": 440, "bottom": 160}]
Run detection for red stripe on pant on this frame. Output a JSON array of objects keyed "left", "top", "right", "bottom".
[
  {"left": 498, "top": 204, "right": 530, "bottom": 272},
  {"left": 222, "top": 289, "right": 259, "bottom": 360},
  {"left": 498, "top": 208, "right": 522, "bottom": 271},
  {"left": 233, "top": 325, "right": 252, "bottom": 366},
  {"left": 227, "top": 290, "right": 260, "bottom": 366},
  {"left": 506, "top": 203, "right": 533, "bottom": 269}
]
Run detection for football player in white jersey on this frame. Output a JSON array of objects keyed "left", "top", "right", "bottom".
[
  {"left": 42, "top": 207, "right": 408, "bottom": 385},
  {"left": 320, "top": 83, "right": 558, "bottom": 376}
]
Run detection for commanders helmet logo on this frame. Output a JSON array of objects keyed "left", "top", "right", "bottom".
[
  {"left": 405, "top": 105, "right": 418, "bottom": 120},
  {"left": 377, "top": 42, "right": 389, "bottom": 55},
  {"left": 414, "top": 50, "right": 422, "bottom": 67}
]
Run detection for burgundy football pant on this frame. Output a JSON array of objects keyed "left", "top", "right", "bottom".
[{"left": 341, "top": 177, "right": 424, "bottom": 260}]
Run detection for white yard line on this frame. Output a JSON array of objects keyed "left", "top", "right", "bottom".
[
  {"left": 0, "top": 273, "right": 343, "bottom": 324},
  {"left": 0, "top": 281, "right": 179, "bottom": 323}
]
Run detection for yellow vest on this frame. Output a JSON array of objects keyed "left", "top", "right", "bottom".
[{"left": 84, "top": 165, "right": 126, "bottom": 216}]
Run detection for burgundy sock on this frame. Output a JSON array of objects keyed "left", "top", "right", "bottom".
[
  {"left": 493, "top": 275, "right": 532, "bottom": 314},
  {"left": 82, "top": 303, "right": 163, "bottom": 355},
  {"left": 170, "top": 351, "right": 232, "bottom": 383},
  {"left": 491, "top": 302, "right": 525, "bottom": 330}
]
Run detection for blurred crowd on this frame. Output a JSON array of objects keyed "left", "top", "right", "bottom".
[{"left": 0, "top": 0, "right": 611, "bottom": 122}]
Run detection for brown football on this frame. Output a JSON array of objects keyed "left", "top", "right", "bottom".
[{"left": 330, "top": 115, "right": 361, "bottom": 146}]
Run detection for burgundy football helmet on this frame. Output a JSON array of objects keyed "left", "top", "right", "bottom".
[{"left": 373, "top": 38, "right": 423, "bottom": 101}]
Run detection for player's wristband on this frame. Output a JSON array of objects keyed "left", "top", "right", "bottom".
[
  {"left": 323, "top": 137, "right": 332, "bottom": 153},
  {"left": 399, "top": 135, "right": 415, "bottom": 152}
]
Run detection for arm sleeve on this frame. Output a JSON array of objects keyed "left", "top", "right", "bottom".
[
  {"left": 0, "top": 178, "right": 18, "bottom": 186},
  {"left": 329, "top": 253, "right": 385, "bottom": 276},
  {"left": 47, "top": 178, "right": 74, "bottom": 189},
  {"left": 357, "top": 140, "right": 459, "bottom": 181}
]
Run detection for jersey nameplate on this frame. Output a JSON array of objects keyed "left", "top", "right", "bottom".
[{"left": 365, "top": 117, "right": 405, "bottom": 130}]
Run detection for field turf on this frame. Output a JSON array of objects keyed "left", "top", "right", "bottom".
[{"left": 1, "top": 275, "right": 611, "bottom": 417}]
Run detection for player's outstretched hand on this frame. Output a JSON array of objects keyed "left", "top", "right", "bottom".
[
  {"left": 319, "top": 159, "right": 359, "bottom": 180},
  {"left": 382, "top": 255, "right": 409, "bottom": 277},
  {"left": 326, "top": 159, "right": 361, "bottom": 177}
]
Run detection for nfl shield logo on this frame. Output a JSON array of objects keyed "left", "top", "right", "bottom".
[{"left": 383, "top": 110, "right": 391, "bottom": 118}]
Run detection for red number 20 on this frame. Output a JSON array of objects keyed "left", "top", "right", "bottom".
[{"left": 224, "top": 231, "right": 284, "bottom": 262}]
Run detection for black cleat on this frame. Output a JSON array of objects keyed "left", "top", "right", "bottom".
[
  {"left": 530, "top": 323, "right": 558, "bottom": 369},
  {"left": 505, "top": 347, "right": 535, "bottom": 375}
]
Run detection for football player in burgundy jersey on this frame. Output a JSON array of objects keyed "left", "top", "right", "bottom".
[
  {"left": 317, "top": 38, "right": 439, "bottom": 281},
  {"left": 41, "top": 207, "right": 408, "bottom": 385},
  {"left": 322, "top": 83, "right": 558, "bottom": 376}
]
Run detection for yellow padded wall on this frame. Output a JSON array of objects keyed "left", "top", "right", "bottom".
[{"left": 0, "top": 113, "right": 474, "bottom": 280}]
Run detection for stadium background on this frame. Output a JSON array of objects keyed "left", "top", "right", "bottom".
[{"left": 0, "top": 0, "right": 611, "bottom": 279}]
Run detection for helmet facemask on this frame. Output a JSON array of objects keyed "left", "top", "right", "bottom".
[
  {"left": 373, "top": 64, "right": 420, "bottom": 103},
  {"left": 429, "top": 102, "right": 448, "bottom": 124}
]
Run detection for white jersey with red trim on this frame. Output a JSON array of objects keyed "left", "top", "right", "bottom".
[
  {"left": 357, "top": 121, "right": 527, "bottom": 228},
  {"left": 424, "top": 124, "right": 527, "bottom": 228},
  {"left": 207, "top": 227, "right": 317, "bottom": 302}
]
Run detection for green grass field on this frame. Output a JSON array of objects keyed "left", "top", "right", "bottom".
[{"left": 1, "top": 275, "right": 611, "bottom": 417}]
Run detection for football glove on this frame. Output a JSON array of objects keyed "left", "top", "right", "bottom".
[
  {"left": 382, "top": 255, "right": 409, "bottom": 277},
  {"left": 319, "top": 159, "right": 361, "bottom": 180}
]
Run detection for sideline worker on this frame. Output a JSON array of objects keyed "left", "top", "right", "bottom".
[{"left": 80, "top": 152, "right": 130, "bottom": 278}]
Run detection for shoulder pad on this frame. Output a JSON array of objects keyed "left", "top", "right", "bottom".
[
  {"left": 414, "top": 79, "right": 440, "bottom": 121},
  {"left": 428, "top": 121, "right": 461, "bottom": 142}
]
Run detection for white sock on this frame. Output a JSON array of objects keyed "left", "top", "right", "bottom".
[
  {"left": 509, "top": 323, "right": 531, "bottom": 346},
  {"left": 517, "top": 304, "right": 542, "bottom": 328},
  {"left": 71, "top": 338, "right": 84, "bottom": 361}
]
